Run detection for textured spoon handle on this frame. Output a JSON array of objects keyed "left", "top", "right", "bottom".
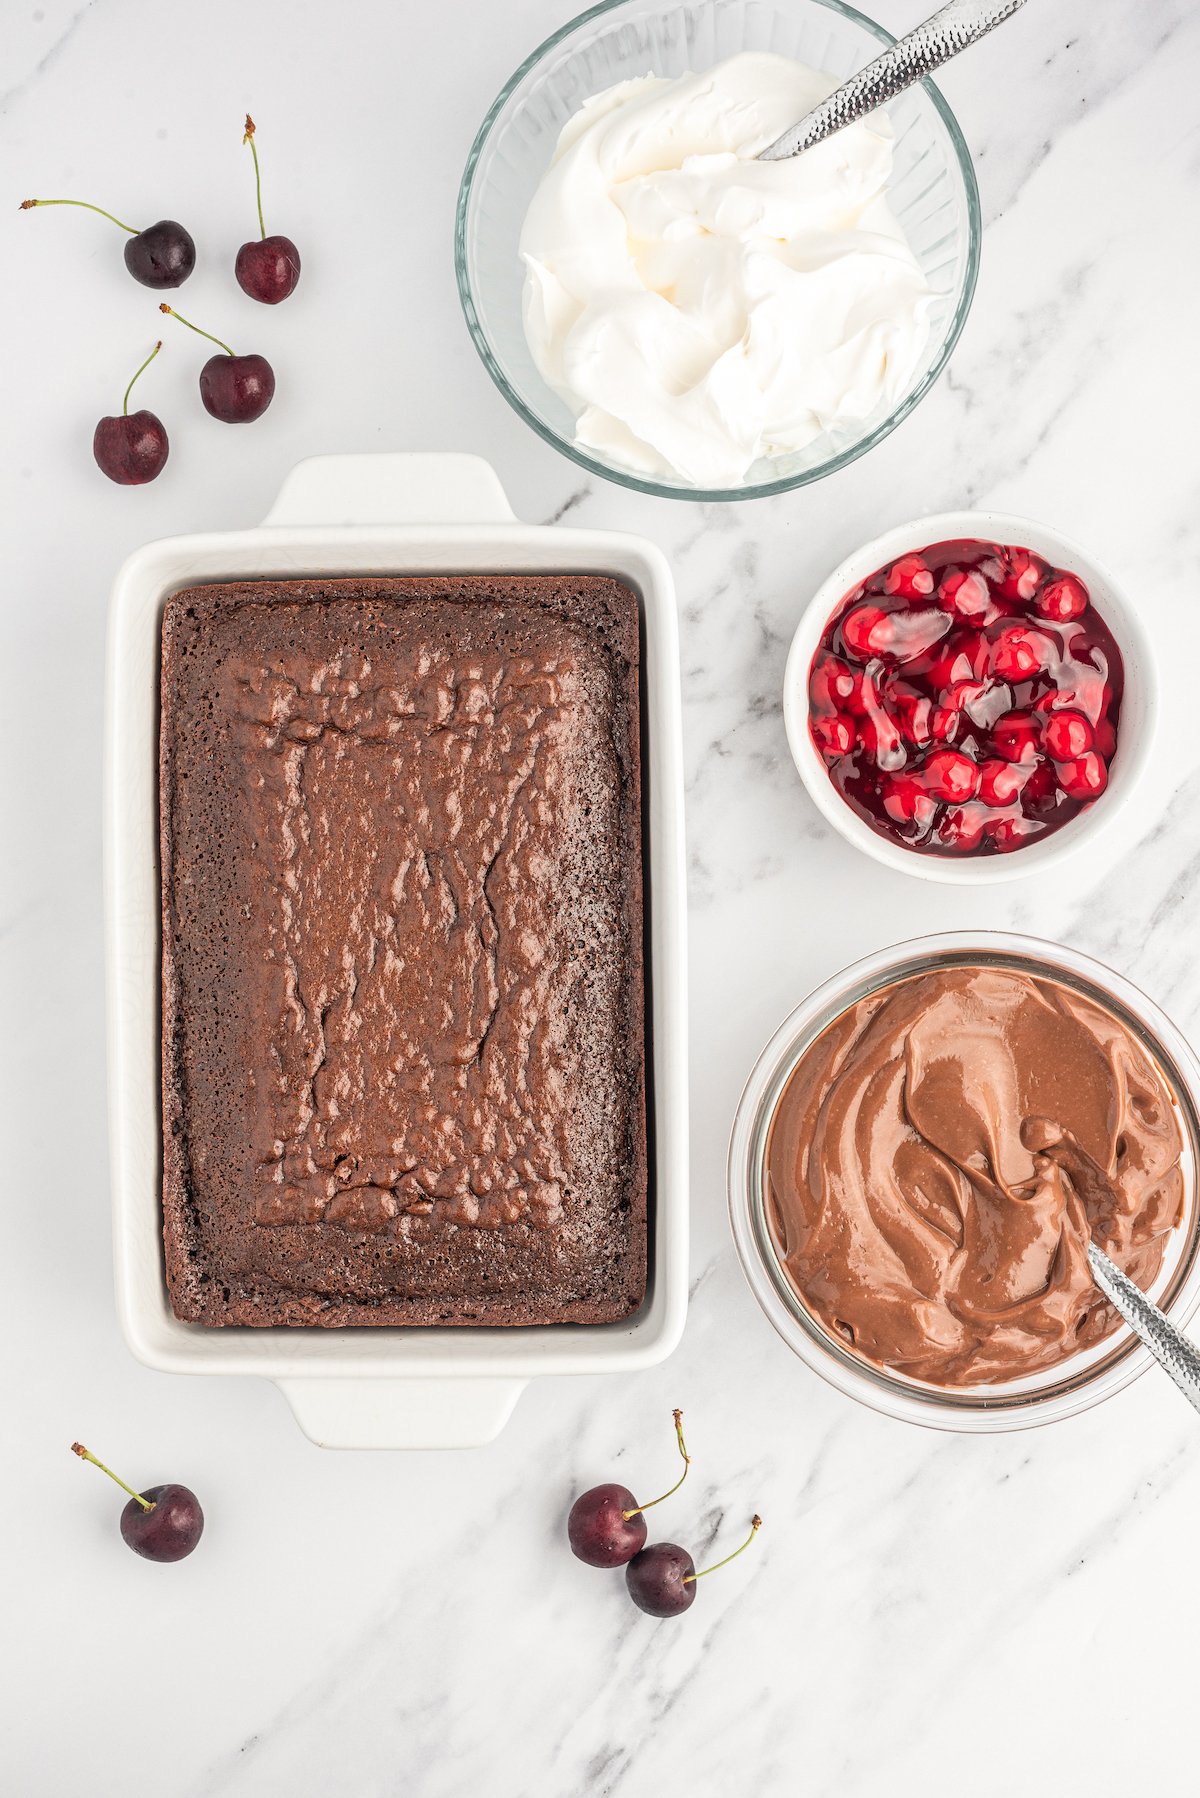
[
  {"left": 759, "top": 0, "right": 1028, "bottom": 161},
  {"left": 1087, "top": 1242, "right": 1200, "bottom": 1418}
]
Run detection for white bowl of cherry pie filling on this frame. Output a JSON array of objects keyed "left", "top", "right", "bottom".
[{"left": 784, "top": 511, "right": 1157, "bottom": 883}]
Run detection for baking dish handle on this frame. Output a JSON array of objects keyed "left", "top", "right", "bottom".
[
  {"left": 274, "top": 1375, "right": 527, "bottom": 1450},
  {"left": 261, "top": 451, "right": 516, "bottom": 529}
]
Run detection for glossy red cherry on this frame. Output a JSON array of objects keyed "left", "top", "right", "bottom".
[
  {"left": 567, "top": 1410, "right": 690, "bottom": 1569},
  {"left": 1057, "top": 752, "right": 1109, "bottom": 800},
  {"left": 841, "top": 604, "right": 887, "bottom": 659},
  {"left": 842, "top": 603, "right": 950, "bottom": 666},
  {"left": 71, "top": 1442, "right": 203, "bottom": 1562},
  {"left": 870, "top": 607, "right": 952, "bottom": 665},
  {"left": 1035, "top": 574, "right": 1089, "bottom": 622},
  {"left": 930, "top": 704, "right": 960, "bottom": 743},
  {"left": 93, "top": 341, "right": 169, "bottom": 485},
  {"left": 977, "top": 758, "right": 1024, "bottom": 808},
  {"left": 883, "top": 554, "right": 935, "bottom": 601},
  {"left": 893, "top": 690, "right": 933, "bottom": 746},
  {"left": 858, "top": 706, "right": 904, "bottom": 773},
  {"left": 992, "top": 710, "right": 1040, "bottom": 764},
  {"left": 938, "top": 806, "right": 986, "bottom": 853},
  {"left": 21, "top": 197, "right": 195, "bottom": 287},
  {"left": 812, "top": 713, "right": 856, "bottom": 758},
  {"left": 160, "top": 305, "right": 275, "bottom": 422},
  {"left": 992, "top": 547, "right": 1044, "bottom": 604},
  {"left": 810, "top": 653, "right": 860, "bottom": 714},
  {"left": 625, "top": 1516, "right": 762, "bottom": 1620},
  {"left": 931, "top": 629, "right": 989, "bottom": 694},
  {"left": 846, "top": 668, "right": 879, "bottom": 717},
  {"left": 923, "top": 750, "right": 979, "bottom": 803},
  {"left": 988, "top": 816, "right": 1031, "bottom": 853},
  {"left": 937, "top": 568, "right": 991, "bottom": 618},
  {"left": 236, "top": 117, "right": 301, "bottom": 304},
  {"left": 1093, "top": 717, "right": 1118, "bottom": 759},
  {"left": 1022, "top": 757, "right": 1060, "bottom": 816},
  {"left": 991, "top": 627, "right": 1046, "bottom": 682},
  {"left": 1044, "top": 710, "right": 1094, "bottom": 761},
  {"left": 881, "top": 775, "right": 936, "bottom": 828},
  {"left": 941, "top": 678, "right": 991, "bottom": 719}
]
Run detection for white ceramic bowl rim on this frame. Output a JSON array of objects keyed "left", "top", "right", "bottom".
[
  {"left": 783, "top": 509, "right": 1159, "bottom": 885},
  {"left": 728, "top": 931, "right": 1200, "bottom": 1433},
  {"left": 454, "top": 0, "right": 982, "bottom": 502}
]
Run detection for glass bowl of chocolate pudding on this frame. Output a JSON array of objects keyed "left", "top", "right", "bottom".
[{"left": 728, "top": 932, "right": 1200, "bottom": 1431}]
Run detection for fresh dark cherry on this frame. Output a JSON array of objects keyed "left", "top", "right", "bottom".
[
  {"left": 160, "top": 305, "right": 275, "bottom": 422},
  {"left": 199, "top": 352, "right": 275, "bottom": 422},
  {"left": 125, "top": 220, "right": 195, "bottom": 287},
  {"left": 120, "top": 1484, "right": 205, "bottom": 1562},
  {"left": 93, "top": 339, "right": 168, "bottom": 484},
  {"left": 20, "top": 199, "right": 194, "bottom": 288},
  {"left": 568, "top": 1409, "right": 690, "bottom": 1569},
  {"left": 235, "top": 116, "right": 301, "bottom": 303},
  {"left": 626, "top": 1515, "right": 762, "bottom": 1620},
  {"left": 94, "top": 412, "right": 168, "bottom": 484},
  {"left": 71, "top": 1442, "right": 203, "bottom": 1562},
  {"left": 568, "top": 1484, "right": 648, "bottom": 1568},
  {"left": 807, "top": 540, "right": 1124, "bottom": 859},
  {"left": 626, "top": 1543, "right": 696, "bottom": 1616},
  {"left": 236, "top": 237, "right": 301, "bottom": 304},
  {"left": 1044, "top": 710, "right": 1094, "bottom": 760}
]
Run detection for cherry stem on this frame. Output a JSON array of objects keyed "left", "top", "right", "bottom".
[
  {"left": 243, "top": 115, "right": 266, "bottom": 240},
  {"left": 684, "top": 1514, "right": 762, "bottom": 1585},
  {"left": 623, "top": 1408, "right": 690, "bottom": 1520},
  {"left": 19, "top": 197, "right": 137, "bottom": 235},
  {"left": 70, "top": 1442, "right": 155, "bottom": 1512},
  {"left": 122, "top": 340, "right": 162, "bottom": 416},
  {"left": 159, "top": 304, "right": 234, "bottom": 358}
]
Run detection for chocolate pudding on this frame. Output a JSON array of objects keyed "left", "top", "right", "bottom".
[{"left": 765, "top": 964, "right": 1187, "bottom": 1385}]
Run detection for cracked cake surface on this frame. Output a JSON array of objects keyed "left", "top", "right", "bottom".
[{"left": 159, "top": 574, "right": 646, "bottom": 1326}]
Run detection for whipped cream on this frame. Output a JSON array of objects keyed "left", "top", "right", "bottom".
[{"left": 519, "top": 52, "right": 934, "bottom": 488}]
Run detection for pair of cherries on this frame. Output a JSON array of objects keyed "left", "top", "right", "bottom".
[
  {"left": 567, "top": 1410, "right": 762, "bottom": 1617},
  {"left": 23, "top": 118, "right": 299, "bottom": 483}
]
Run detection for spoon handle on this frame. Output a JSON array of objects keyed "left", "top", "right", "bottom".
[
  {"left": 758, "top": 0, "right": 1028, "bottom": 161},
  {"left": 1087, "top": 1241, "right": 1200, "bottom": 1418}
]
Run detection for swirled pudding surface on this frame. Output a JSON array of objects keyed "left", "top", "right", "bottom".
[{"left": 765, "top": 965, "right": 1186, "bottom": 1385}]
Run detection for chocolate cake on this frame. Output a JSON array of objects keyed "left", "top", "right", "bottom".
[{"left": 159, "top": 574, "right": 647, "bottom": 1326}]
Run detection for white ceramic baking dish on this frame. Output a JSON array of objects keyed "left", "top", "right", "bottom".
[{"left": 105, "top": 451, "right": 688, "bottom": 1449}]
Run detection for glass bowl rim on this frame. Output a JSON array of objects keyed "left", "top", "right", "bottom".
[
  {"left": 727, "top": 930, "right": 1200, "bottom": 1432},
  {"left": 454, "top": 0, "right": 983, "bottom": 503}
]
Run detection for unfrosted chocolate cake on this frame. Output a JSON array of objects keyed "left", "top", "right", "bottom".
[{"left": 159, "top": 574, "right": 646, "bottom": 1326}]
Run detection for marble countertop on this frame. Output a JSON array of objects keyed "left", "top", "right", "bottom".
[{"left": 6, "top": 0, "right": 1200, "bottom": 1792}]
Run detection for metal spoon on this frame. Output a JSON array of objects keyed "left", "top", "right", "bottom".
[
  {"left": 1087, "top": 1241, "right": 1200, "bottom": 1417},
  {"left": 758, "top": 0, "right": 1029, "bottom": 162}
]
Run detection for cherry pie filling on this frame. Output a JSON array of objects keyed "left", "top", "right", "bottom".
[{"left": 807, "top": 540, "right": 1124, "bottom": 857}]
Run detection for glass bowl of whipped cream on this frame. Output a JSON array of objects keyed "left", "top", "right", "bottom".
[
  {"left": 727, "top": 933, "right": 1200, "bottom": 1432},
  {"left": 456, "top": 0, "right": 980, "bottom": 500}
]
